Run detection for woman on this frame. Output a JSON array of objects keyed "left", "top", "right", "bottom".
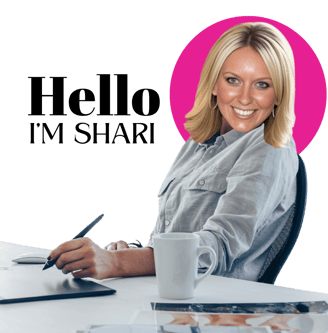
[{"left": 49, "top": 22, "right": 298, "bottom": 281}]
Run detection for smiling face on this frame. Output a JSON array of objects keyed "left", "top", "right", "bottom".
[{"left": 212, "top": 47, "right": 277, "bottom": 134}]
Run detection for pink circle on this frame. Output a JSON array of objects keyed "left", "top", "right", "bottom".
[{"left": 170, "top": 16, "right": 326, "bottom": 153}]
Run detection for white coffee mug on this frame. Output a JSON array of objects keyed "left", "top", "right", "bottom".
[{"left": 153, "top": 233, "right": 217, "bottom": 299}]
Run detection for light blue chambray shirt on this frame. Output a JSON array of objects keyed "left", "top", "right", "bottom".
[{"left": 147, "top": 125, "right": 298, "bottom": 281}]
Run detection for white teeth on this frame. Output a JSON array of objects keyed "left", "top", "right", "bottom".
[{"left": 233, "top": 107, "right": 255, "bottom": 116}]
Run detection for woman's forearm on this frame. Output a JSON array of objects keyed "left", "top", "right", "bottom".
[{"left": 111, "top": 247, "right": 156, "bottom": 278}]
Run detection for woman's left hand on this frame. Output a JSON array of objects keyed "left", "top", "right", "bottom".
[{"left": 104, "top": 240, "right": 129, "bottom": 251}]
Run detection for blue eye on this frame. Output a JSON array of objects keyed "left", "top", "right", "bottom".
[
  {"left": 257, "top": 82, "right": 269, "bottom": 88},
  {"left": 227, "top": 77, "right": 239, "bottom": 84}
]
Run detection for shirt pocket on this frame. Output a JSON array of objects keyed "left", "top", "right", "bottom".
[
  {"left": 186, "top": 170, "right": 228, "bottom": 194},
  {"left": 158, "top": 177, "right": 175, "bottom": 197}
]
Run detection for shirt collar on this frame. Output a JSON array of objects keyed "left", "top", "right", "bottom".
[
  {"left": 194, "top": 124, "right": 264, "bottom": 153},
  {"left": 222, "top": 123, "right": 264, "bottom": 146},
  {"left": 221, "top": 129, "right": 247, "bottom": 147},
  {"left": 194, "top": 131, "right": 223, "bottom": 153}
]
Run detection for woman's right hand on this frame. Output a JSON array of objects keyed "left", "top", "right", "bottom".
[{"left": 104, "top": 241, "right": 129, "bottom": 251}]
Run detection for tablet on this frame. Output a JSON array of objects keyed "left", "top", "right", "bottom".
[{"left": 0, "top": 266, "right": 116, "bottom": 304}]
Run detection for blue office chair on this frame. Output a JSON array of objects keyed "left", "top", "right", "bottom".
[{"left": 258, "top": 154, "right": 307, "bottom": 284}]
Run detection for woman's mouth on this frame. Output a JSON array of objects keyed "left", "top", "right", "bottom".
[{"left": 232, "top": 107, "right": 256, "bottom": 116}]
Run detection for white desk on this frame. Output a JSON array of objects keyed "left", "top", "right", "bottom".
[{"left": 1, "top": 241, "right": 328, "bottom": 333}]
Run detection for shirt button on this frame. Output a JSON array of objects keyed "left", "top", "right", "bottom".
[
  {"left": 165, "top": 220, "right": 170, "bottom": 226},
  {"left": 199, "top": 180, "right": 205, "bottom": 186}
]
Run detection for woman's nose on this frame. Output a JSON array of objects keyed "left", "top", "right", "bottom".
[{"left": 238, "top": 85, "right": 253, "bottom": 106}]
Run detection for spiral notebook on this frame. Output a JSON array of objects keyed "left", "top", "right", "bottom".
[{"left": 0, "top": 265, "right": 116, "bottom": 304}]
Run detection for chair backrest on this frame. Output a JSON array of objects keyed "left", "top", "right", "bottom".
[{"left": 258, "top": 154, "right": 307, "bottom": 284}]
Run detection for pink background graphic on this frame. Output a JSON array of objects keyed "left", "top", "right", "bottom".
[{"left": 170, "top": 16, "right": 327, "bottom": 153}]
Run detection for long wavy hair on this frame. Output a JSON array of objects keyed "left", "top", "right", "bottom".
[{"left": 184, "top": 22, "right": 295, "bottom": 148}]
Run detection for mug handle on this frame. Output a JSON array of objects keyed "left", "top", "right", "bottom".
[{"left": 194, "top": 246, "right": 217, "bottom": 288}]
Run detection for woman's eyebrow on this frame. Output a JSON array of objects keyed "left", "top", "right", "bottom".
[{"left": 223, "top": 72, "right": 273, "bottom": 81}]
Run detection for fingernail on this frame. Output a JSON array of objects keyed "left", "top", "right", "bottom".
[
  {"left": 47, "top": 256, "right": 52, "bottom": 261},
  {"left": 62, "top": 269, "right": 68, "bottom": 274}
]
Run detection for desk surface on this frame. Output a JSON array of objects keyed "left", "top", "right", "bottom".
[{"left": 1, "top": 241, "right": 328, "bottom": 333}]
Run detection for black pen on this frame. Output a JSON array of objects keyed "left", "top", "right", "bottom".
[
  {"left": 128, "top": 239, "right": 143, "bottom": 247},
  {"left": 42, "top": 214, "right": 104, "bottom": 271}
]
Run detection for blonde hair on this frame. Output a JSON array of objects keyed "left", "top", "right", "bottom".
[{"left": 184, "top": 22, "right": 295, "bottom": 148}]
